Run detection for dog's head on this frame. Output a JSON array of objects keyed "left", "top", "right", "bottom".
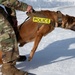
[{"left": 66, "top": 15, "right": 75, "bottom": 31}]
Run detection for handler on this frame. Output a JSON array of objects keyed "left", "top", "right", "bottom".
[{"left": 0, "top": 0, "right": 33, "bottom": 75}]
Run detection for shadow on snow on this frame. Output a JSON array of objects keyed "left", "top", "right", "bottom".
[{"left": 16, "top": 37, "right": 75, "bottom": 71}]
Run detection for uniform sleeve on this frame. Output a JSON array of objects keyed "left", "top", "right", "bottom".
[{"left": 2, "top": 0, "right": 28, "bottom": 11}]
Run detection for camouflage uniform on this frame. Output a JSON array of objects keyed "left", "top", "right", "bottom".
[
  {"left": 0, "top": 0, "right": 29, "bottom": 75},
  {"left": 1, "top": 0, "right": 28, "bottom": 16},
  {"left": 0, "top": 0, "right": 28, "bottom": 63},
  {"left": 0, "top": 13, "right": 19, "bottom": 63},
  {"left": 2, "top": 0, "right": 28, "bottom": 41}
]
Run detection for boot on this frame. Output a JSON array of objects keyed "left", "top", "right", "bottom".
[
  {"left": 1, "top": 63, "right": 28, "bottom": 75},
  {"left": 17, "top": 55, "right": 27, "bottom": 61}
]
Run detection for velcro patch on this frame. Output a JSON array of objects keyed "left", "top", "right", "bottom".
[{"left": 33, "top": 17, "right": 51, "bottom": 24}]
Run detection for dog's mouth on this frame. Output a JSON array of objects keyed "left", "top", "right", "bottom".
[{"left": 70, "top": 25, "right": 75, "bottom": 31}]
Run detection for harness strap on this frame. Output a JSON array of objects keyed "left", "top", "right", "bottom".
[
  {"left": 19, "top": 16, "right": 30, "bottom": 30},
  {"left": 57, "top": 11, "right": 62, "bottom": 27}
]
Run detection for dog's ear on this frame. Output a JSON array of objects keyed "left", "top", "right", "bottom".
[
  {"left": 57, "top": 11, "right": 61, "bottom": 14},
  {"left": 66, "top": 14, "right": 70, "bottom": 18},
  {"left": 66, "top": 14, "right": 69, "bottom": 16}
]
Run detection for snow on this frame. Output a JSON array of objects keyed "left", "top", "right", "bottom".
[
  {"left": 15, "top": 6, "right": 75, "bottom": 75},
  {"left": 19, "top": 0, "right": 75, "bottom": 8}
]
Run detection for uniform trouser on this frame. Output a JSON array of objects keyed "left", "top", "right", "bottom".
[{"left": 0, "top": 13, "right": 19, "bottom": 63}]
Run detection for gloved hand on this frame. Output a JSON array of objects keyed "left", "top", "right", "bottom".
[
  {"left": 26, "top": 5, "right": 33, "bottom": 13},
  {"left": 26, "top": 5, "right": 35, "bottom": 13}
]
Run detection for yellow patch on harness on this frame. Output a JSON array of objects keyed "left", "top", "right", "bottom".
[{"left": 33, "top": 17, "right": 51, "bottom": 24}]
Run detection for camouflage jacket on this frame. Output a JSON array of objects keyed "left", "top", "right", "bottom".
[{"left": 0, "top": 0, "right": 28, "bottom": 16}]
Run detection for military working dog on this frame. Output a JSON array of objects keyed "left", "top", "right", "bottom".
[{"left": 18, "top": 10, "right": 75, "bottom": 61}]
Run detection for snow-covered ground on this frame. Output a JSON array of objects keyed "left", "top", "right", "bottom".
[{"left": 15, "top": 6, "right": 75, "bottom": 75}]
